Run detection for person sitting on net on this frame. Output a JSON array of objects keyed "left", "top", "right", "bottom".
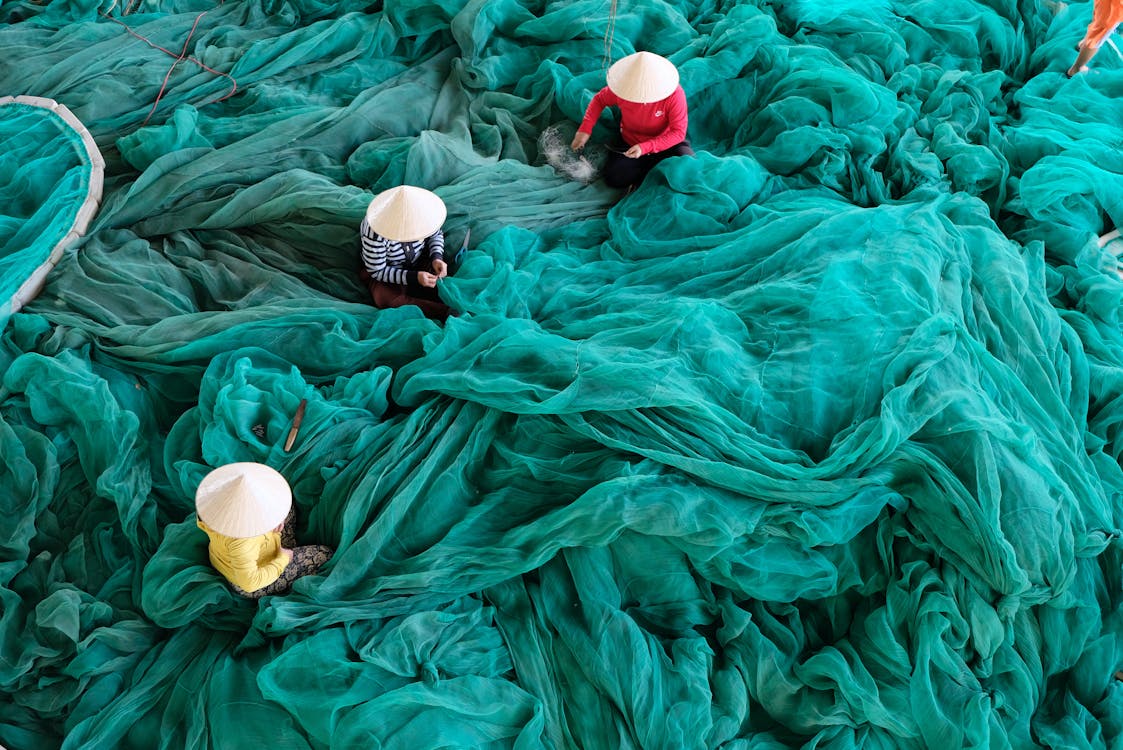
[
  {"left": 570, "top": 51, "right": 693, "bottom": 191},
  {"left": 358, "top": 185, "right": 451, "bottom": 322},
  {"left": 1068, "top": 0, "right": 1123, "bottom": 76},
  {"left": 195, "top": 462, "right": 333, "bottom": 599}
]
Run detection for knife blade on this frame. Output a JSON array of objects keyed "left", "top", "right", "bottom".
[{"left": 284, "top": 398, "right": 307, "bottom": 452}]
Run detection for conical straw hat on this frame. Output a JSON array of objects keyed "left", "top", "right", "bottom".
[
  {"left": 606, "top": 51, "right": 679, "bottom": 103},
  {"left": 364, "top": 185, "right": 447, "bottom": 243},
  {"left": 195, "top": 462, "right": 292, "bottom": 538}
]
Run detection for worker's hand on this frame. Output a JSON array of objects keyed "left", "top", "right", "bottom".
[
  {"left": 571, "top": 131, "right": 590, "bottom": 150},
  {"left": 281, "top": 547, "right": 294, "bottom": 559},
  {"left": 431, "top": 259, "right": 448, "bottom": 278},
  {"left": 418, "top": 271, "right": 439, "bottom": 288},
  {"left": 272, "top": 522, "right": 284, "bottom": 533},
  {"left": 624, "top": 144, "right": 644, "bottom": 159}
]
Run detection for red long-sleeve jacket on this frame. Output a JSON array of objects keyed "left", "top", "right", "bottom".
[{"left": 578, "top": 85, "right": 688, "bottom": 155}]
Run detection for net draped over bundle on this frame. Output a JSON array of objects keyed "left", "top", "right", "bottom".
[
  {"left": 0, "top": 0, "right": 1121, "bottom": 748},
  {"left": 0, "top": 97, "right": 100, "bottom": 315}
]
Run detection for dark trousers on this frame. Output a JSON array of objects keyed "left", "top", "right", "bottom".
[
  {"left": 358, "top": 267, "right": 451, "bottom": 323},
  {"left": 603, "top": 138, "right": 695, "bottom": 190}
]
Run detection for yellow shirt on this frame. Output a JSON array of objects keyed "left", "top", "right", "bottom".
[{"left": 197, "top": 520, "right": 292, "bottom": 592}]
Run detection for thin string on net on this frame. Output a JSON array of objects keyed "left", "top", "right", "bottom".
[
  {"left": 602, "top": 0, "right": 618, "bottom": 70},
  {"left": 539, "top": 123, "right": 599, "bottom": 183},
  {"left": 1108, "top": 35, "right": 1123, "bottom": 63},
  {"left": 99, "top": 11, "right": 239, "bottom": 125}
]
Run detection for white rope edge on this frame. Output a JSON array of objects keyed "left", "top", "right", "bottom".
[
  {"left": 1096, "top": 228, "right": 1123, "bottom": 281},
  {"left": 0, "top": 95, "right": 105, "bottom": 314}
]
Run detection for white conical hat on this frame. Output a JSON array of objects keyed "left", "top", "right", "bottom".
[
  {"left": 364, "top": 185, "right": 447, "bottom": 242},
  {"left": 606, "top": 51, "right": 679, "bottom": 103},
  {"left": 195, "top": 462, "right": 292, "bottom": 538}
]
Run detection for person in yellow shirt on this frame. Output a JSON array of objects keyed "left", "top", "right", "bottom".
[{"left": 195, "top": 462, "right": 333, "bottom": 599}]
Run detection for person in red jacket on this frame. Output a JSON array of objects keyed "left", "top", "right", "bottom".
[
  {"left": 1068, "top": 0, "right": 1123, "bottom": 76},
  {"left": 571, "top": 51, "right": 693, "bottom": 191}
]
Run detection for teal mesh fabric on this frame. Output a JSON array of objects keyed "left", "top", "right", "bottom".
[
  {"left": 1, "top": 0, "right": 1122, "bottom": 748},
  {"left": 0, "top": 101, "right": 94, "bottom": 315}
]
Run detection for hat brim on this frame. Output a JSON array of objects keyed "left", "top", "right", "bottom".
[
  {"left": 365, "top": 186, "right": 447, "bottom": 242},
  {"left": 196, "top": 462, "right": 293, "bottom": 538},
  {"left": 606, "top": 51, "right": 680, "bottom": 103}
]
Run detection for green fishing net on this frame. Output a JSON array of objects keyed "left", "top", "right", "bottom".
[{"left": 1, "top": 0, "right": 1122, "bottom": 747}]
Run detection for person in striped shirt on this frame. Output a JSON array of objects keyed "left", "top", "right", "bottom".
[{"left": 358, "top": 185, "right": 451, "bottom": 322}]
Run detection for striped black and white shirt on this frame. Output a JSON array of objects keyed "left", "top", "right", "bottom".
[{"left": 359, "top": 218, "right": 445, "bottom": 285}]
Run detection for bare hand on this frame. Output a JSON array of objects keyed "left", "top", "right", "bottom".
[
  {"left": 418, "top": 271, "right": 438, "bottom": 288},
  {"left": 431, "top": 259, "right": 448, "bottom": 278},
  {"left": 624, "top": 144, "right": 643, "bottom": 159},
  {"left": 571, "top": 131, "right": 590, "bottom": 151},
  {"left": 272, "top": 522, "right": 284, "bottom": 533},
  {"left": 281, "top": 547, "right": 294, "bottom": 558}
]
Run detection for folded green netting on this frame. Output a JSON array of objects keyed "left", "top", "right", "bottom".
[{"left": 1, "top": 0, "right": 1122, "bottom": 748}]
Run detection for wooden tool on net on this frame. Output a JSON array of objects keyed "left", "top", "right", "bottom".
[{"left": 284, "top": 399, "right": 307, "bottom": 452}]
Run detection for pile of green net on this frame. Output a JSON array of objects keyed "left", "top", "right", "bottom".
[{"left": 1, "top": 0, "right": 1122, "bottom": 747}]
